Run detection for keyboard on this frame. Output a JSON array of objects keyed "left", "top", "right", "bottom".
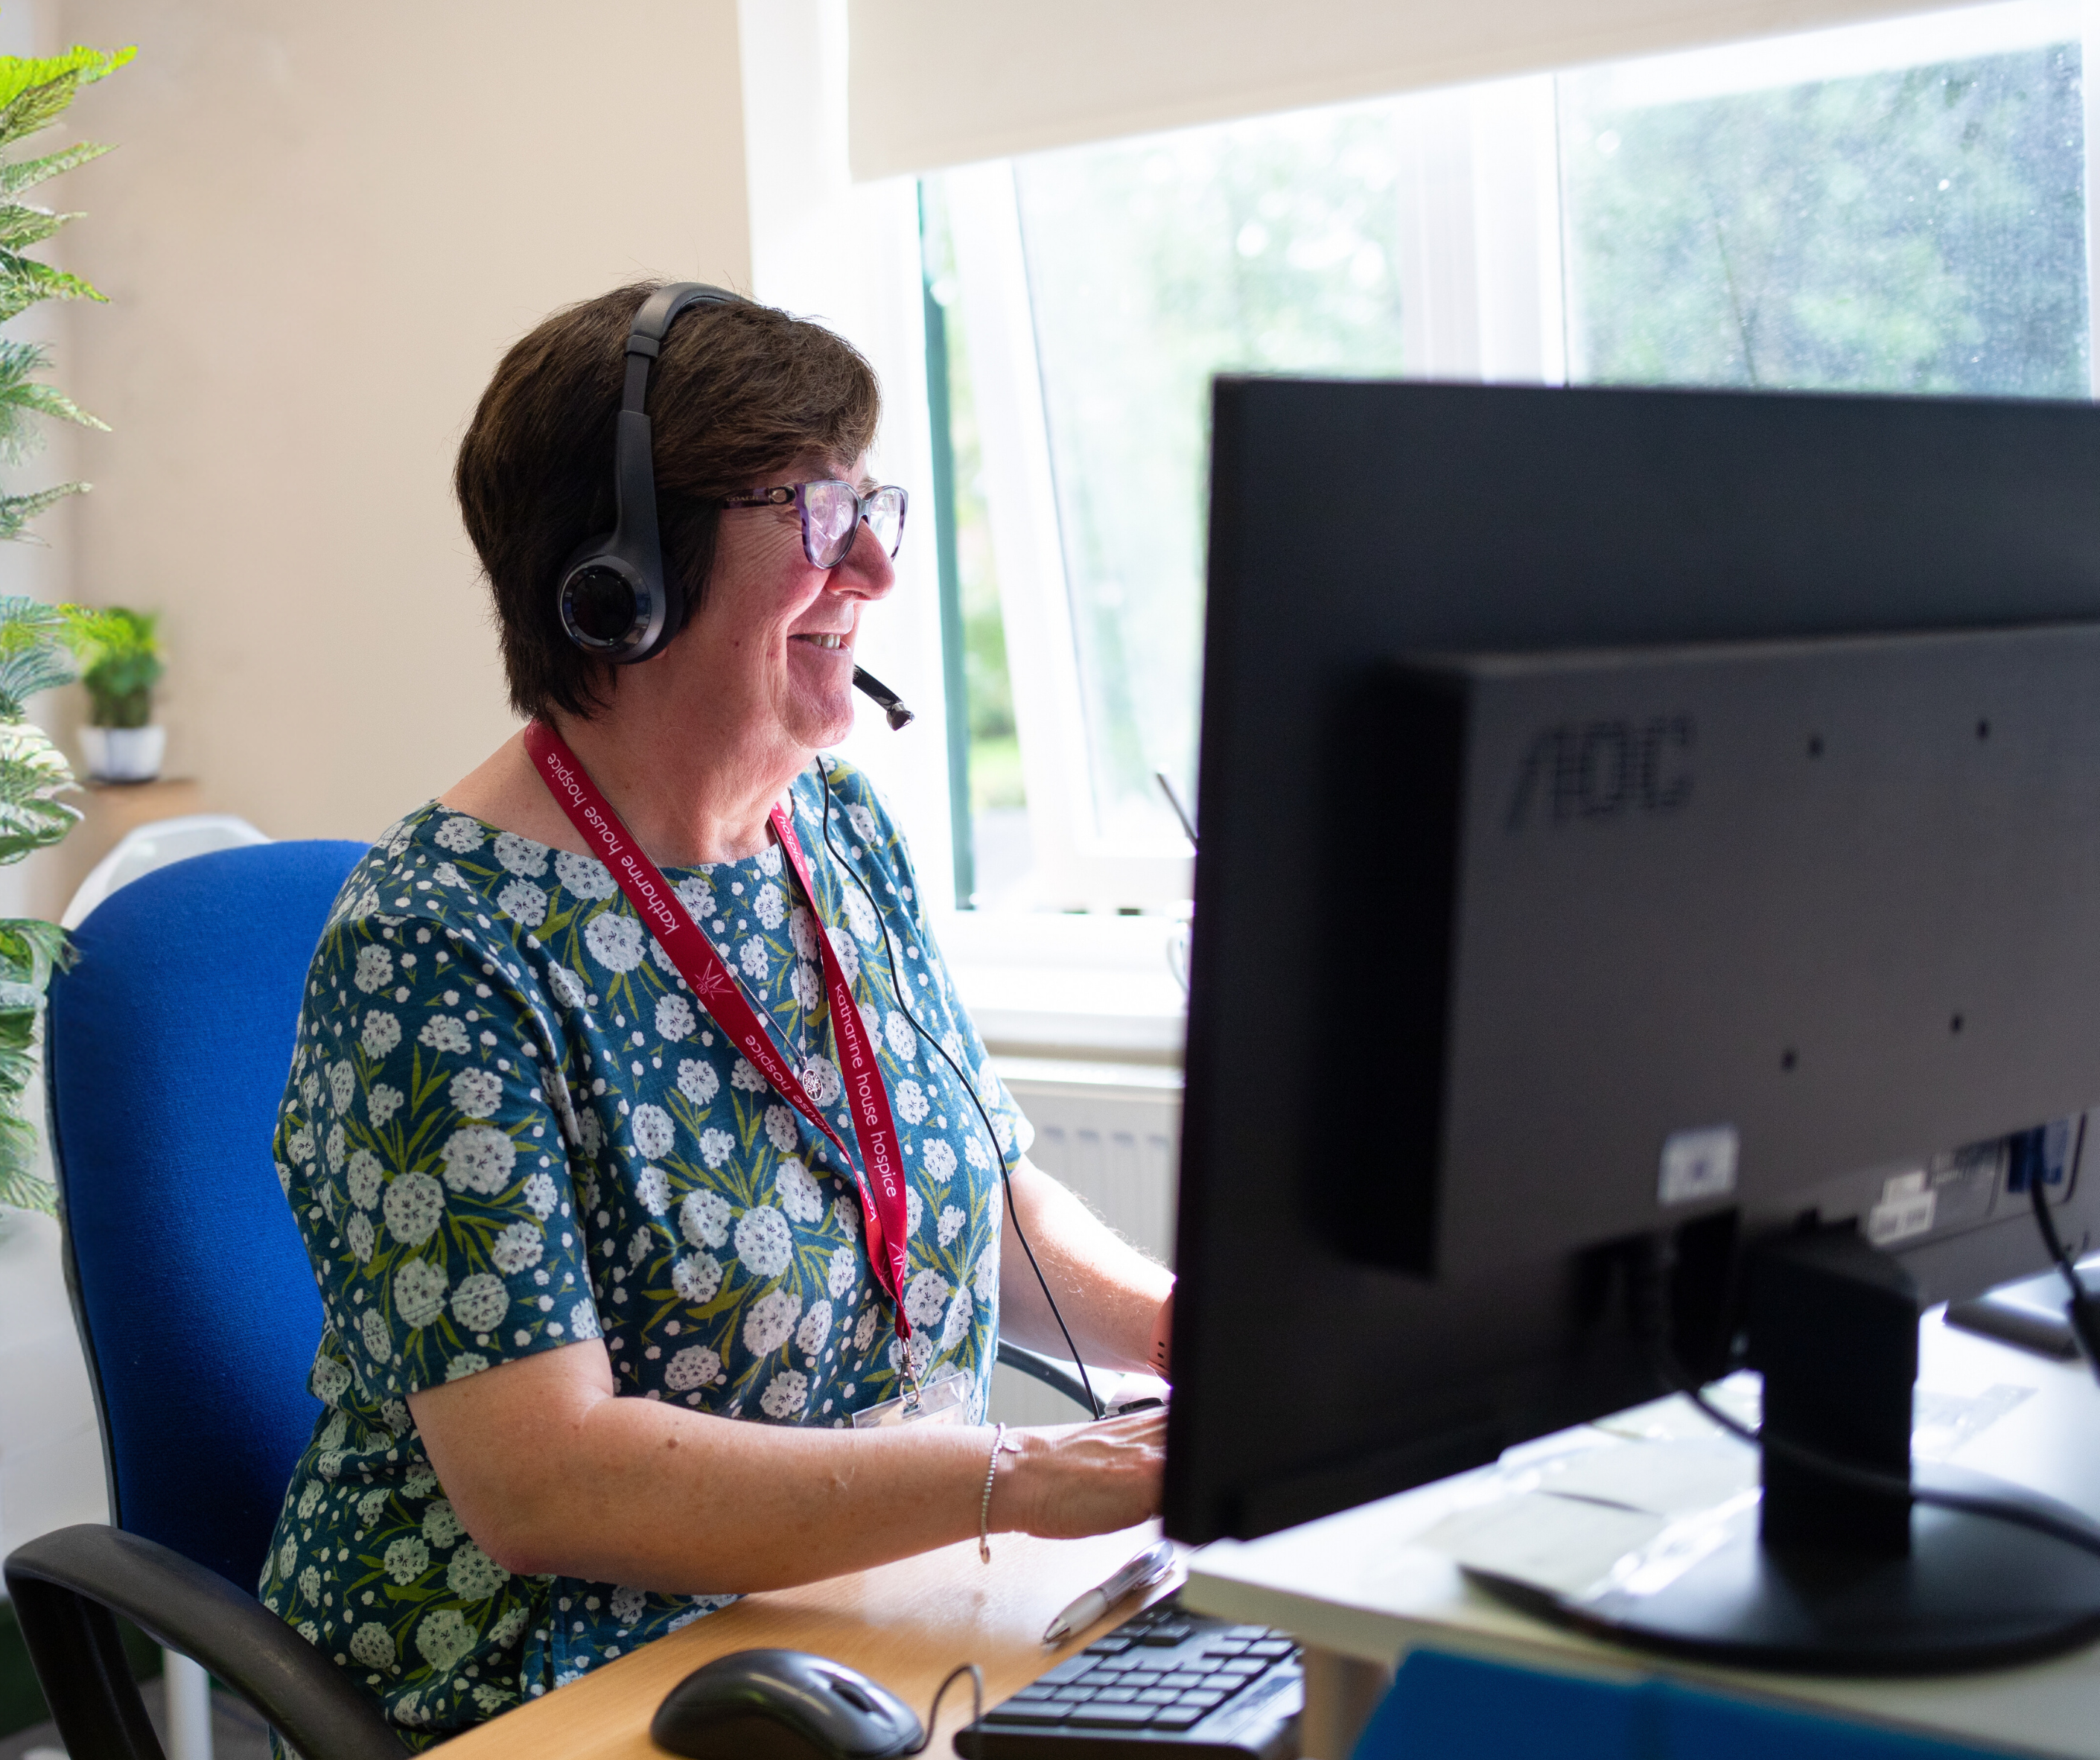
[{"left": 954, "top": 1592, "right": 1302, "bottom": 1758}]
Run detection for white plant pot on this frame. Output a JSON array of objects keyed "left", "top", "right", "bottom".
[{"left": 80, "top": 724, "right": 165, "bottom": 783}]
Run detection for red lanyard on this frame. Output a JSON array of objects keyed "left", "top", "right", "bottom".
[{"left": 522, "top": 721, "right": 912, "bottom": 1337}]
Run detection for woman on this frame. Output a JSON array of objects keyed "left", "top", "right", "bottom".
[{"left": 260, "top": 284, "right": 1173, "bottom": 1746}]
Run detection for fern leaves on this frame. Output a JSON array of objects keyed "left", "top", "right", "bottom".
[
  {"left": 0, "top": 46, "right": 129, "bottom": 541},
  {"left": 0, "top": 45, "right": 130, "bottom": 1215},
  {"left": 0, "top": 46, "right": 132, "bottom": 147}
]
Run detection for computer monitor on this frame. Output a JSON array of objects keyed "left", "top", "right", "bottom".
[{"left": 1164, "top": 377, "right": 2100, "bottom": 1668}]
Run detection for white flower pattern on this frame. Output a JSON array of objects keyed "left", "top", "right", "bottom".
[
  {"left": 734, "top": 1205, "right": 793, "bottom": 1278},
  {"left": 493, "top": 832, "right": 548, "bottom": 878},
  {"left": 680, "top": 1188, "right": 731, "bottom": 1249},
  {"left": 496, "top": 879, "right": 547, "bottom": 927},
  {"left": 554, "top": 850, "right": 617, "bottom": 899},
  {"left": 664, "top": 1344, "right": 725, "bottom": 1391},
  {"left": 631, "top": 1103, "right": 675, "bottom": 1158},
  {"left": 774, "top": 1158, "right": 824, "bottom": 1223},
  {"left": 903, "top": 1269, "right": 949, "bottom": 1331},
  {"left": 448, "top": 1068, "right": 503, "bottom": 1119},
  {"left": 584, "top": 913, "right": 644, "bottom": 973},
  {"left": 262, "top": 769, "right": 1022, "bottom": 1741},
  {"left": 742, "top": 1288, "right": 801, "bottom": 1356}
]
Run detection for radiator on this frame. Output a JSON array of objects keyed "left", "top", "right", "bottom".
[{"left": 986, "top": 1065, "right": 1182, "bottom": 1426}]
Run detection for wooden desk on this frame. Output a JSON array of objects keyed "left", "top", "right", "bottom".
[{"left": 444, "top": 1522, "right": 1174, "bottom": 1759}]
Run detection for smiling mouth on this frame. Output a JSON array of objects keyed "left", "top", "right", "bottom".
[{"left": 793, "top": 632, "right": 849, "bottom": 650}]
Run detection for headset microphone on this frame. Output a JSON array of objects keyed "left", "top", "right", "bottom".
[{"left": 853, "top": 667, "right": 914, "bottom": 731}]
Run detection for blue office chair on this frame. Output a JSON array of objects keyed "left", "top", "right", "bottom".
[
  {"left": 2, "top": 836, "right": 1092, "bottom": 1759},
  {"left": 2, "top": 840, "right": 407, "bottom": 1760}
]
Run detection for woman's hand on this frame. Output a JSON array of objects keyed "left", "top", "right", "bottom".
[{"left": 1000, "top": 1408, "right": 1168, "bottom": 1540}]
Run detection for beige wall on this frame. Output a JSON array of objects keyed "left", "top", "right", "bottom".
[{"left": 49, "top": 1, "right": 753, "bottom": 840}]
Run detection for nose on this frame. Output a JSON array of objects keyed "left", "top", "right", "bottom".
[{"left": 830, "top": 513, "right": 897, "bottom": 599}]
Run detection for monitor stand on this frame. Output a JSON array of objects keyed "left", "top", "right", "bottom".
[{"left": 1492, "top": 1228, "right": 2100, "bottom": 1672}]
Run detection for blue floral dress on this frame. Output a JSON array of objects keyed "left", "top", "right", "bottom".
[{"left": 258, "top": 756, "right": 1029, "bottom": 1748}]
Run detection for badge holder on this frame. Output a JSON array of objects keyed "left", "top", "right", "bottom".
[{"left": 852, "top": 1364, "right": 973, "bottom": 1429}]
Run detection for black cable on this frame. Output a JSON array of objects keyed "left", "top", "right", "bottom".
[
  {"left": 1154, "top": 771, "right": 1197, "bottom": 848},
  {"left": 815, "top": 756, "right": 1105, "bottom": 1419},
  {"left": 906, "top": 1662, "right": 983, "bottom": 1754},
  {"left": 2028, "top": 1116, "right": 2100, "bottom": 1385},
  {"left": 1654, "top": 1351, "right": 2100, "bottom": 1563}
]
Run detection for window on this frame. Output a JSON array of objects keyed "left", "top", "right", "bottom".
[
  {"left": 1561, "top": 7, "right": 2086, "bottom": 394},
  {"left": 923, "top": 0, "right": 2091, "bottom": 915}
]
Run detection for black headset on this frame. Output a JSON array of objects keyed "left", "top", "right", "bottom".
[{"left": 556, "top": 281, "right": 913, "bottom": 728}]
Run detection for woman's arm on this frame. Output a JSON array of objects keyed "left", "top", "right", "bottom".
[
  {"left": 997, "top": 1158, "right": 1175, "bottom": 1377},
  {"left": 407, "top": 1340, "right": 1163, "bottom": 1592}
]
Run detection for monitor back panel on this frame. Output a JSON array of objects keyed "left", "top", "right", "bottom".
[
  {"left": 1363, "top": 626, "right": 2100, "bottom": 1281},
  {"left": 1168, "top": 380, "right": 2100, "bottom": 1546}
]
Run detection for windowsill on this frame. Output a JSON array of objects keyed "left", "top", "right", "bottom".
[{"left": 933, "top": 905, "right": 1188, "bottom": 1067}]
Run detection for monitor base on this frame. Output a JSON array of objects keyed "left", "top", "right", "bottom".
[{"left": 1487, "top": 1463, "right": 2100, "bottom": 1674}]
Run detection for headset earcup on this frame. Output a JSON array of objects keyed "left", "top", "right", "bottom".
[
  {"left": 559, "top": 281, "right": 731, "bottom": 666},
  {"left": 559, "top": 543, "right": 662, "bottom": 660}
]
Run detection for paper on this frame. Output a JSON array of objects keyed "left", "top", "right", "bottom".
[
  {"left": 1912, "top": 1383, "right": 2033, "bottom": 1460},
  {"left": 1588, "top": 1374, "right": 2031, "bottom": 1458},
  {"left": 1591, "top": 1371, "right": 1761, "bottom": 1444},
  {"left": 1419, "top": 1375, "right": 2039, "bottom": 1608},
  {"left": 1419, "top": 1492, "right": 1670, "bottom": 1600},
  {"left": 1530, "top": 1436, "right": 1757, "bottom": 1517}
]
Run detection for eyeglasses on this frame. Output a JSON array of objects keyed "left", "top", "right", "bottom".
[{"left": 722, "top": 479, "right": 909, "bottom": 570}]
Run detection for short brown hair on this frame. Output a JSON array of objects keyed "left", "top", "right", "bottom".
[{"left": 455, "top": 282, "right": 882, "bottom": 721}]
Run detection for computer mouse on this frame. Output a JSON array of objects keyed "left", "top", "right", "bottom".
[{"left": 649, "top": 1647, "right": 924, "bottom": 1760}]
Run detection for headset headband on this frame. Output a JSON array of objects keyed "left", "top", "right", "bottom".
[
  {"left": 606, "top": 284, "right": 739, "bottom": 643},
  {"left": 558, "top": 283, "right": 740, "bottom": 665}
]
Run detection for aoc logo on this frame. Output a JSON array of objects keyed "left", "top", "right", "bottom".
[{"left": 1506, "top": 715, "right": 1694, "bottom": 830}]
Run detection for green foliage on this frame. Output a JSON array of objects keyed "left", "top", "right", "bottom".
[
  {"left": 0, "top": 337, "right": 101, "bottom": 463},
  {"left": 0, "top": 43, "right": 132, "bottom": 533},
  {"left": 1562, "top": 43, "right": 2087, "bottom": 395},
  {"left": 0, "top": 44, "right": 132, "bottom": 1211},
  {"left": 932, "top": 31, "right": 2090, "bottom": 861},
  {"left": 0, "top": 599, "right": 107, "bottom": 1214},
  {"left": 79, "top": 604, "right": 160, "bottom": 727}
]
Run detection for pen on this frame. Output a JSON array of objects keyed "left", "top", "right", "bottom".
[{"left": 1042, "top": 1538, "right": 1177, "bottom": 1645}]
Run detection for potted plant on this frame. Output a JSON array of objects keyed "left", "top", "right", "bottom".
[{"left": 77, "top": 606, "right": 163, "bottom": 782}]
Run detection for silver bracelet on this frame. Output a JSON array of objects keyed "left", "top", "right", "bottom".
[{"left": 979, "top": 1423, "right": 1011, "bottom": 1563}]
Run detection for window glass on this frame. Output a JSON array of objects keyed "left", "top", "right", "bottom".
[
  {"left": 929, "top": 1, "right": 2090, "bottom": 883},
  {"left": 1562, "top": 31, "right": 2087, "bottom": 395},
  {"left": 1011, "top": 109, "right": 1408, "bottom": 843}
]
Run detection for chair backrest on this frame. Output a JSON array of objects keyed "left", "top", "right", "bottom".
[
  {"left": 60, "top": 813, "right": 272, "bottom": 931},
  {"left": 47, "top": 840, "right": 368, "bottom": 1590}
]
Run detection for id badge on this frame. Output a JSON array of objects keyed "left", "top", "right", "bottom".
[{"left": 851, "top": 1365, "right": 973, "bottom": 1429}]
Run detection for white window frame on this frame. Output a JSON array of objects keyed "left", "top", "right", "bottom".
[
  {"left": 742, "top": 0, "right": 2097, "bottom": 1059},
  {"left": 740, "top": 0, "right": 1189, "bottom": 1058},
  {"left": 942, "top": 84, "right": 1567, "bottom": 914},
  {"left": 944, "top": 162, "right": 1197, "bottom": 912}
]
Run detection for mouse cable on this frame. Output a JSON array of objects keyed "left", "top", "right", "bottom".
[
  {"left": 2026, "top": 1115, "right": 2100, "bottom": 1386},
  {"left": 1648, "top": 1341, "right": 2100, "bottom": 1563},
  {"left": 905, "top": 1662, "right": 983, "bottom": 1754},
  {"left": 816, "top": 755, "right": 1105, "bottom": 1420}
]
